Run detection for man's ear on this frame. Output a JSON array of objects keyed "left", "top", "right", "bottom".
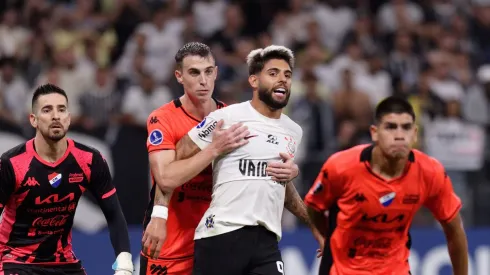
[
  {"left": 175, "top": 69, "right": 183, "bottom": 84},
  {"left": 29, "top": 113, "right": 37, "bottom": 128},
  {"left": 370, "top": 124, "right": 378, "bottom": 143},
  {"left": 248, "top": 75, "right": 258, "bottom": 89}
]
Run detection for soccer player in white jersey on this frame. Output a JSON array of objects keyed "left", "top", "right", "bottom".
[{"left": 161, "top": 45, "right": 324, "bottom": 275}]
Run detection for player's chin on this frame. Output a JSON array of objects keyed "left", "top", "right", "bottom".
[
  {"left": 194, "top": 89, "right": 212, "bottom": 98},
  {"left": 269, "top": 97, "right": 289, "bottom": 109},
  {"left": 388, "top": 149, "right": 410, "bottom": 159},
  {"left": 48, "top": 130, "right": 66, "bottom": 141}
]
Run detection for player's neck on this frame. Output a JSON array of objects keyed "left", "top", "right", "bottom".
[
  {"left": 371, "top": 146, "right": 407, "bottom": 179},
  {"left": 250, "top": 98, "right": 281, "bottom": 119},
  {"left": 34, "top": 135, "right": 68, "bottom": 163},
  {"left": 180, "top": 95, "right": 216, "bottom": 120}
]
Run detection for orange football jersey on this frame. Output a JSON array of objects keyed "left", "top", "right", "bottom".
[
  {"left": 305, "top": 145, "right": 462, "bottom": 275},
  {"left": 143, "top": 98, "right": 225, "bottom": 259}
]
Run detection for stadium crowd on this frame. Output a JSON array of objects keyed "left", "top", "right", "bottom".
[{"left": 1, "top": 0, "right": 490, "bottom": 228}]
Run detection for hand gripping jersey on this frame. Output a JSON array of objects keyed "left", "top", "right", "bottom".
[
  {"left": 188, "top": 101, "right": 303, "bottom": 241},
  {"left": 0, "top": 139, "right": 116, "bottom": 265},
  {"left": 305, "top": 145, "right": 462, "bottom": 275},
  {"left": 143, "top": 98, "right": 225, "bottom": 259}
]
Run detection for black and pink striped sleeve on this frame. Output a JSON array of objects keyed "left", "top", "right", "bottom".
[{"left": 89, "top": 152, "right": 116, "bottom": 200}]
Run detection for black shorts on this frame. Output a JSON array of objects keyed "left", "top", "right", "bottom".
[
  {"left": 2, "top": 262, "right": 86, "bottom": 275},
  {"left": 193, "top": 226, "right": 285, "bottom": 275}
]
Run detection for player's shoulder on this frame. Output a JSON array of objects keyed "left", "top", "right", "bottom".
[
  {"left": 149, "top": 99, "right": 179, "bottom": 119},
  {"left": 412, "top": 149, "right": 445, "bottom": 176},
  {"left": 1, "top": 142, "right": 27, "bottom": 160},
  {"left": 325, "top": 144, "right": 371, "bottom": 174},
  {"left": 280, "top": 113, "right": 303, "bottom": 139},
  {"left": 71, "top": 140, "right": 103, "bottom": 159}
]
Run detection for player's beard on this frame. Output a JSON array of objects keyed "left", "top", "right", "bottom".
[
  {"left": 258, "top": 85, "right": 290, "bottom": 110},
  {"left": 42, "top": 126, "right": 67, "bottom": 142}
]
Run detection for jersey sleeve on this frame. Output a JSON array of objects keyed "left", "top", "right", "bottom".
[
  {"left": 423, "top": 159, "right": 462, "bottom": 223},
  {"left": 304, "top": 157, "right": 344, "bottom": 212},
  {"left": 0, "top": 155, "right": 15, "bottom": 211},
  {"left": 146, "top": 111, "right": 177, "bottom": 153},
  {"left": 187, "top": 109, "right": 227, "bottom": 150},
  {"left": 88, "top": 152, "right": 116, "bottom": 200}
]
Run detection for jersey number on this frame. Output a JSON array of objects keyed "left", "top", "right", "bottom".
[{"left": 276, "top": 261, "right": 284, "bottom": 274}]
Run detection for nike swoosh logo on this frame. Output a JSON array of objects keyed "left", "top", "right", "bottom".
[{"left": 244, "top": 135, "right": 258, "bottom": 140}]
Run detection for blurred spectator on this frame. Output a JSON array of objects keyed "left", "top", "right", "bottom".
[
  {"left": 387, "top": 30, "right": 420, "bottom": 88},
  {"left": 35, "top": 46, "right": 93, "bottom": 121},
  {"left": 192, "top": 0, "right": 227, "bottom": 39},
  {"left": 377, "top": 0, "right": 424, "bottom": 33},
  {"left": 289, "top": 72, "right": 337, "bottom": 193},
  {"left": 0, "top": 8, "right": 30, "bottom": 58},
  {"left": 79, "top": 67, "right": 120, "bottom": 133},
  {"left": 354, "top": 53, "right": 392, "bottom": 107},
  {"left": 121, "top": 71, "right": 172, "bottom": 128},
  {"left": 313, "top": 0, "right": 355, "bottom": 53},
  {"left": 464, "top": 65, "right": 490, "bottom": 126},
  {"left": 0, "top": 57, "right": 28, "bottom": 124},
  {"left": 331, "top": 68, "right": 372, "bottom": 132},
  {"left": 135, "top": 5, "right": 183, "bottom": 83}
]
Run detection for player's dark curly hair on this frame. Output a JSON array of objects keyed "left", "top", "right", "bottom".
[
  {"left": 374, "top": 96, "right": 416, "bottom": 124},
  {"left": 246, "top": 45, "right": 295, "bottom": 76},
  {"left": 175, "top": 42, "right": 214, "bottom": 69},
  {"left": 32, "top": 84, "right": 68, "bottom": 111}
]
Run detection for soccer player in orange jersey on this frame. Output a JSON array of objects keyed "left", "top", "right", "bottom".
[
  {"left": 139, "top": 42, "right": 250, "bottom": 274},
  {"left": 305, "top": 96, "right": 469, "bottom": 275}
]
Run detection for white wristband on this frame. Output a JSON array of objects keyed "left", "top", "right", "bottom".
[{"left": 151, "top": 205, "right": 168, "bottom": 219}]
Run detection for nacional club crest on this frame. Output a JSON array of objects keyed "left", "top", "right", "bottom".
[
  {"left": 48, "top": 172, "right": 62, "bottom": 188},
  {"left": 284, "top": 136, "right": 296, "bottom": 157}
]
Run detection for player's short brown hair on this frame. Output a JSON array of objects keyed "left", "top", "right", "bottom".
[
  {"left": 246, "top": 45, "right": 295, "bottom": 76},
  {"left": 32, "top": 84, "right": 68, "bottom": 111},
  {"left": 175, "top": 42, "right": 214, "bottom": 68},
  {"left": 374, "top": 96, "right": 416, "bottom": 124}
]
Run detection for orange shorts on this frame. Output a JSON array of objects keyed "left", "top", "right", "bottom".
[{"left": 139, "top": 254, "right": 193, "bottom": 275}]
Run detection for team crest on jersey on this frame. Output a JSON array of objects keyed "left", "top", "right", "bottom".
[
  {"left": 379, "top": 192, "right": 396, "bottom": 207},
  {"left": 148, "top": 129, "right": 163, "bottom": 145},
  {"left": 205, "top": 214, "right": 215, "bottom": 229},
  {"left": 48, "top": 172, "right": 62, "bottom": 188},
  {"left": 284, "top": 136, "right": 296, "bottom": 157}
]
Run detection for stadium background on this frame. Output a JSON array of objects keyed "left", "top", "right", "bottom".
[{"left": 0, "top": 0, "right": 490, "bottom": 274}]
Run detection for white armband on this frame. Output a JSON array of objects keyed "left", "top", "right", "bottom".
[{"left": 151, "top": 205, "right": 168, "bottom": 219}]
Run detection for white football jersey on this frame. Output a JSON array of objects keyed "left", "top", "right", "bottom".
[{"left": 188, "top": 101, "right": 302, "bottom": 241}]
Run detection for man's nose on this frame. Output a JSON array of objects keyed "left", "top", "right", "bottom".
[
  {"left": 394, "top": 128, "right": 405, "bottom": 140},
  {"left": 199, "top": 73, "right": 207, "bottom": 85}
]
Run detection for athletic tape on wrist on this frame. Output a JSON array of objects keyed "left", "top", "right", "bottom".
[{"left": 151, "top": 205, "right": 168, "bottom": 219}]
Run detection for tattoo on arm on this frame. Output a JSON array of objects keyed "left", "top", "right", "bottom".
[
  {"left": 175, "top": 135, "right": 201, "bottom": 161},
  {"left": 154, "top": 184, "right": 172, "bottom": 207},
  {"left": 284, "top": 182, "right": 311, "bottom": 227}
]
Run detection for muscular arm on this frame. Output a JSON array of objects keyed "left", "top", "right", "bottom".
[
  {"left": 284, "top": 182, "right": 311, "bottom": 227},
  {"left": 153, "top": 185, "right": 171, "bottom": 207},
  {"left": 151, "top": 135, "right": 218, "bottom": 193},
  {"left": 441, "top": 214, "right": 468, "bottom": 275}
]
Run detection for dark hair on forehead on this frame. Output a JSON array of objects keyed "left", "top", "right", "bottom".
[
  {"left": 175, "top": 42, "right": 214, "bottom": 68},
  {"left": 32, "top": 83, "right": 68, "bottom": 111},
  {"left": 246, "top": 45, "right": 295, "bottom": 76},
  {"left": 374, "top": 96, "right": 416, "bottom": 124}
]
